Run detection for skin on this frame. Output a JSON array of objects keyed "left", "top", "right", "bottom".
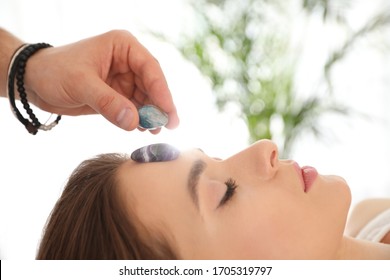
[
  {"left": 118, "top": 140, "right": 356, "bottom": 259},
  {"left": 0, "top": 28, "right": 179, "bottom": 132}
]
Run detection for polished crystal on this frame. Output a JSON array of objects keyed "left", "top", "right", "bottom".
[
  {"left": 131, "top": 143, "right": 180, "bottom": 163},
  {"left": 138, "top": 105, "right": 168, "bottom": 130}
]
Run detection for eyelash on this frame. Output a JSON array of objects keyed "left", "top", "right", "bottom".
[{"left": 218, "top": 178, "right": 238, "bottom": 208}]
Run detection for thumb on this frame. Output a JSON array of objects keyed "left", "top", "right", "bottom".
[{"left": 84, "top": 78, "right": 139, "bottom": 131}]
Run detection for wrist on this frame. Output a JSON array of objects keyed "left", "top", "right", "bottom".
[
  {"left": 23, "top": 47, "right": 50, "bottom": 96},
  {"left": 7, "top": 43, "right": 61, "bottom": 134},
  {"left": 0, "top": 28, "right": 24, "bottom": 97}
]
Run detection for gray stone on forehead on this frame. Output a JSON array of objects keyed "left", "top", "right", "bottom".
[
  {"left": 138, "top": 105, "right": 168, "bottom": 130},
  {"left": 131, "top": 143, "right": 180, "bottom": 163}
]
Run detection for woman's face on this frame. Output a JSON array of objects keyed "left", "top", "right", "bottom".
[{"left": 118, "top": 140, "right": 351, "bottom": 259}]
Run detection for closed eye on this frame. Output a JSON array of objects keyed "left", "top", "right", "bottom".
[{"left": 217, "top": 178, "right": 238, "bottom": 208}]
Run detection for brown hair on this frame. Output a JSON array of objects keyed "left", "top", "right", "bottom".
[{"left": 36, "top": 153, "right": 177, "bottom": 259}]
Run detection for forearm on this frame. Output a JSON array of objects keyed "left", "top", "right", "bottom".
[{"left": 0, "top": 28, "right": 24, "bottom": 98}]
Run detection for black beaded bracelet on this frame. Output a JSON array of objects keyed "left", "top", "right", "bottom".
[{"left": 7, "top": 43, "right": 62, "bottom": 135}]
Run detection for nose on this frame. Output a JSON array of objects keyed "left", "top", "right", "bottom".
[{"left": 226, "top": 139, "right": 279, "bottom": 180}]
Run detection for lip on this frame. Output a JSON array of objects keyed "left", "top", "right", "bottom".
[{"left": 293, "top": 162, "right": 318, "bottom": 192}]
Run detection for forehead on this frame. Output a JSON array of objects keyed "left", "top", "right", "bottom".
[
  {"left": 116, "top": 151, "right": 203, "bottom": 231},
  {"left": 116, "top": 150, "right": 201, "bottom": 205}
]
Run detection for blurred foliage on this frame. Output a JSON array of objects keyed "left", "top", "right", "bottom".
[{"left": 165, "top": 0, "right": 390, "bottom": 156}]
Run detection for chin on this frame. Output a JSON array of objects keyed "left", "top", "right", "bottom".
[
  {"left": 322, "top": 174, "right": 348, "bottom": 184},
  {"left": 315, "top": 174, "right": 352, "bottom": 240},
  {"left": 321, "top": 174, "right": 352, "bottom": 208}
]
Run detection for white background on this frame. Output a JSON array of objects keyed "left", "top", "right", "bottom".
[{"left": 1, "top": 0, "right": 390, "bottom": 259}]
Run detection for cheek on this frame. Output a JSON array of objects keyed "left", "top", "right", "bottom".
[
  {"left": 208, "top": 193, "right": 300, "bottom": 259},
  {"left": 211, "top": 190, "right": 330, "bottom": 259},
  {"left": 239, "top": 199, "right": 306, "bottom": 257},
  {"left": 201, "top": 180, "right": 226, "bottom": 212}
]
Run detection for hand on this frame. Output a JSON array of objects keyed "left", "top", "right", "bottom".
[{"left": 23, "top": 30, "right": 179, "bottom": 131}]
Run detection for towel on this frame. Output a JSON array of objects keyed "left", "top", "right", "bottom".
[{"left": 356, "top": 208, "right": 390, "bottom": 242}]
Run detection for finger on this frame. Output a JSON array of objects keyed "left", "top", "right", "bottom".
[
  {"left": 132, "top": 78, "right": 179, "bottom": 129},
  {"left": 149, "top": 127, "right": 161, "bottom": 135},
  {"left": 128, "top": 44, "right": 180, "bottom": 129},
  {"left": 132, "top": 87, "right": 148, "bottom": 107},
  {"left": 84, "top": 76, "right": 140, "bottom": 131},
  {"left": 165, "top": 106, "right": 180, "bottom": 129}
]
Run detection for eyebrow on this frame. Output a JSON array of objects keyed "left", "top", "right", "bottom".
[{"left": 187, "top": 159, "right": 207, "bottom": 210}]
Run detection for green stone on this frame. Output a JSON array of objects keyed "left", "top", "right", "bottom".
[{"left": 138, "top": 105, "right": 168, "bottom": 130}]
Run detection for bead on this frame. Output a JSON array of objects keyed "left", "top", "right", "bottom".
[
  {"left": 138, "top": 105, "right": 168, "bottom": 130},
  {"left": 8, "top": 42, "right": 59, "bottom": 134},
  {"left": 131, "top": 143, "right": 180, "bottom": 163}
]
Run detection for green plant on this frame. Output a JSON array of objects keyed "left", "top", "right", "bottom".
[{"left": 165, "top": 0, "right": 390, "bottom": 157}]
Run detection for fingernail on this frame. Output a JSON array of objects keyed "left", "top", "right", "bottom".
[{"left": 117, "top": 108, "right": 133, "bottom": 130}]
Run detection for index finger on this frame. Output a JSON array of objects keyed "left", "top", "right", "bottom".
[{"left": 127, "top": 38, "right": 180, "bottom": 129}]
